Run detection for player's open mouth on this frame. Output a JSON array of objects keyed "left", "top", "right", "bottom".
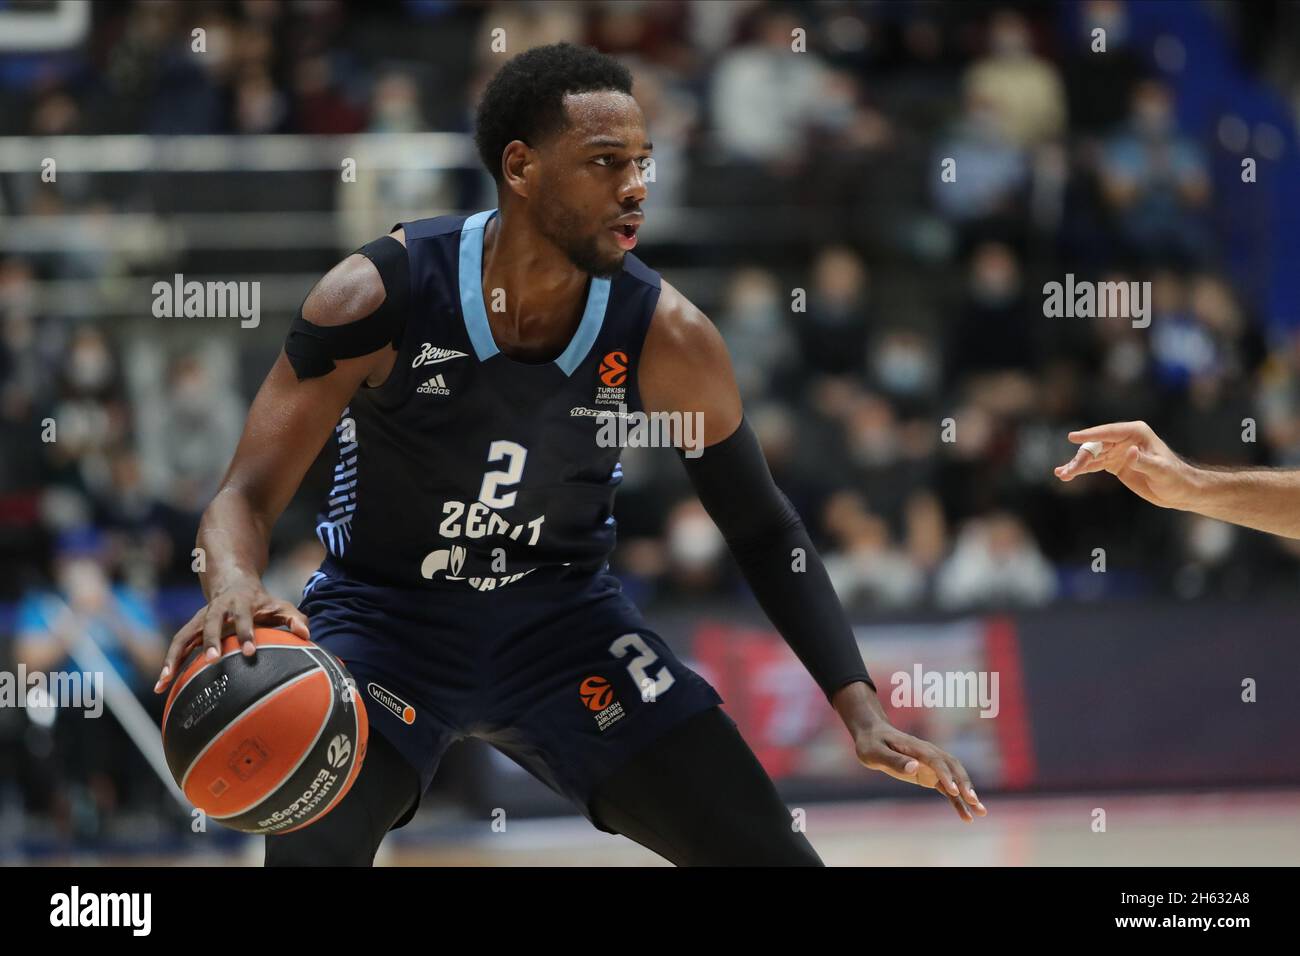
[{"left": 611, "top": 223, "right": 638, "bottom": 250}]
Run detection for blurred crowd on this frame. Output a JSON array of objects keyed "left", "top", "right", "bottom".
[{"left": 4, "top": 0, "right": 1300, "bottom": 841}]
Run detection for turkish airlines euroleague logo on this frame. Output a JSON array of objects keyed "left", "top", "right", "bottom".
[
  {"left": 579, "top": 675, "right": 614, "bottom": 711},
  {"left": 596, "top": 350, "right": 629, "bottom": 407},
  {"left": 579, "top": 675, "right": 626, "bottom": 731},
  {"left": 599, "top": 351, "right": 628, "bottom": 387}
]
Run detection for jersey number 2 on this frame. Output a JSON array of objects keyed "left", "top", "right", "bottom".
[
  {"left": 478, "top": 440, "right": 527, "bottom": 509},
  {"left": 610, "top": 633, "right": 676, "bottom": 700}
]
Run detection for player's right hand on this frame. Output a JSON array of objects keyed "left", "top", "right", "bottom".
[
  {"left": 154, "top": 582, "right": 310, "bottom": 694},
  {"left": 1054, "top": 420, "right": 1198, "bottom": 511}
]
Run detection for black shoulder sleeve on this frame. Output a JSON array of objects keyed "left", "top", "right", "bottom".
[{"left": 284, "top": 235, "right": 410, "bottom": 381}]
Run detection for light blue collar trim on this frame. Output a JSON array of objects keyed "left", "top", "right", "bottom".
[
  {"left": 458, "top": 208, "right": 611, "bottom": 375},
  {"left": 458, "top": 209, "right": 500, "bottom": 361},
  {"left": 555, "top": 274, "right": 611, "bottom": 376}
]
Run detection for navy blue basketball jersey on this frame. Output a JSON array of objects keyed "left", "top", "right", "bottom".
[{"left": 309, "top": 209, "right": 662, "bottom": 592}]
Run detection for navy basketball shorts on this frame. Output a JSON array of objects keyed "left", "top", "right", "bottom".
[{"left": 297, "top": 563, "right": 723, "bottom": 831}]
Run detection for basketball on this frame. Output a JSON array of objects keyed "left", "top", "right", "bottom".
[{"left": 161, "top": 628, "right": 368, "bottom": 835}]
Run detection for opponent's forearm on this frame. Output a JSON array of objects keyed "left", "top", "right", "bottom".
[
  {"left": 1186, "top": 466, "right": 1300, "bottom": 538},
  {"left": 196, "top": 487, "right": 274, "bottom": 600}
]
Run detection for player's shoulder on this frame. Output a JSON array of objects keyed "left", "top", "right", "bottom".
[
  {"left": 304, "top": 256, "right": 386, "bottom": 328},
  {"left": 638, "top": 274, "right": 739, "bottom": 425},
  {"left": 644, "top": 275, "right": 724, "bottom": 362},
  {"left": 651, "top": 275, "right": 710, "bottom": 334},
  {"left": 304, "top": 226, "right": 410, "bottom": 327}
]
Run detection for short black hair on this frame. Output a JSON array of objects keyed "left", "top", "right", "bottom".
[{"left": 474, "top": 42, "right": 634, "bottom": 184}]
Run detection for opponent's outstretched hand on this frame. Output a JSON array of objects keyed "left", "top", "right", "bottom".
[{"left": 1054, "top": 420, "right": 1197, "bottom": 510}]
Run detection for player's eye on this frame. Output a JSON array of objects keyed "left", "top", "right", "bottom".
[
  {"left": 635, "top": 157, "right": 652, "bottom": 172},
  {"left": 593, "top": 155, "right": 615, "bottom": 167}
]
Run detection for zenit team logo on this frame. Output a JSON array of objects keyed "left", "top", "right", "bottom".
[
  {"left": 579, "top": 675, "right": 625, "bottom": 731},
  {"left": 368, "top": 682, "right": 416, "bottom": 725},
  {"left": 412, "top": 343, "right": 467, "bottom": 368},
  {"left": 596, "top": 350, "right": 628, "bottom": 406}
]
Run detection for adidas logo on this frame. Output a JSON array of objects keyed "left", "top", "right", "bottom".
[
  {"left": 417, "top": 373, "right": 451, "bottom": 396},
  {"left": 412, "top": 343, "right": 468, "bottom": 368}
]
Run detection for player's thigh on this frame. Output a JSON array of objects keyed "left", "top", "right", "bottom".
[
  {"left": 589, "top": 706, "right": 823, "bottom": 866},
  {"left": 264, "top": 730, "right": 418, "bottom": 867}
]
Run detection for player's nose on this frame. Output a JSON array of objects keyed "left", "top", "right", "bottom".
[{"left": 619, "top": 166, "right": 648, "bottom": 203}]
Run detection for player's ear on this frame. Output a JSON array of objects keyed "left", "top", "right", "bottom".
[{"left": 501, "top": 140, "right": 533, "bottom": 200}]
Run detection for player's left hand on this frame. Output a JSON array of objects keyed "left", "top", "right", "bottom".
[
  {"left": 853, "top": 722, "right": 987, "bottom": 822},
  {"left": 835, "top": 681, "right": 986, "bottom": 821}
]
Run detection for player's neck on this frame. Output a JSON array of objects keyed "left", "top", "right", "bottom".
[{"left": 480, "top": 208, "right": 588, "bottom": 356}]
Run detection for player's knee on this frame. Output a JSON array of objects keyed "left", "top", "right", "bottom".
[
  {"left": 263, "top": 732, "right": 419, "bottom": 867},
  {"left": 263, "top": 794, "right": 383, "bottom": 866}
]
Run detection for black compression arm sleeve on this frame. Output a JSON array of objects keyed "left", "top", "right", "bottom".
[{"left": 678, "top": 417, "right": 876, "bottom": 701}]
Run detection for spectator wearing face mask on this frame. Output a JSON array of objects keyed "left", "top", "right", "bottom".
[
  {"left": 1099, "top": 80, "right": 1213, "bottom": 264},
  {"left": 708, "top": 5, "right": 841, "bottom": 167},
  {"left": 797, "top": 246, "right": 873, "bottom": 378},
  {"left": 1062, "top": 0, "right": 1147, "bottom": 134},
  {"left": 1147, "top": 271, "right": 1219, "bottom": 394},
  {"left": 868, "top": 328, "right": 941, "bottom": 415},
  {"left": 962, "top": 9, "right": 1067, "bottom": 150},
  {"left": 717, "top": 267, "right": 800, "bottom": 404},
  {"left": 13, "top": 528, "right": 168, "bottom": 832},
  {"left": 140, "top": 353, "right": 245, "bottom": 515},
  {"left": 821, "top": 491, "right": 924, "bottom": 611},
  {"left": 947, "top": 241, "right": 1039, "bottom": 387},
  {"left": 934, "top": 511, "right": 1057, "bottom": 610},
  {"left": 931, "top": 86, "right": 1031, "bottom": 229},
  {"left": 15, "top": 528, "right": 163, "bottom": 689},
  {"left": 661, "top": 499, "right": 727, "bottom": 597},
  {"left": 45, "top": 327, "right": 131, "bottom": 497}
]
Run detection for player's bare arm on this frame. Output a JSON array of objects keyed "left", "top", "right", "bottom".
[
  {"left": 154, "top": 231, "right": 406, "bottom": 692},
  {"left": 639, "top": 278, "right": 987, "bottom": 822},
  {"left": 1055, "top": 420, "right": 1300, "bottom": 538}
]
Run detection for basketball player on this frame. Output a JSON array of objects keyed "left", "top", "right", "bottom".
[
  {"left": 154, "top": 43, "right": 986, "bottom": 866},
  {"left": 1058, "top": 420, "right": 1300, "bottom": 536}
]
